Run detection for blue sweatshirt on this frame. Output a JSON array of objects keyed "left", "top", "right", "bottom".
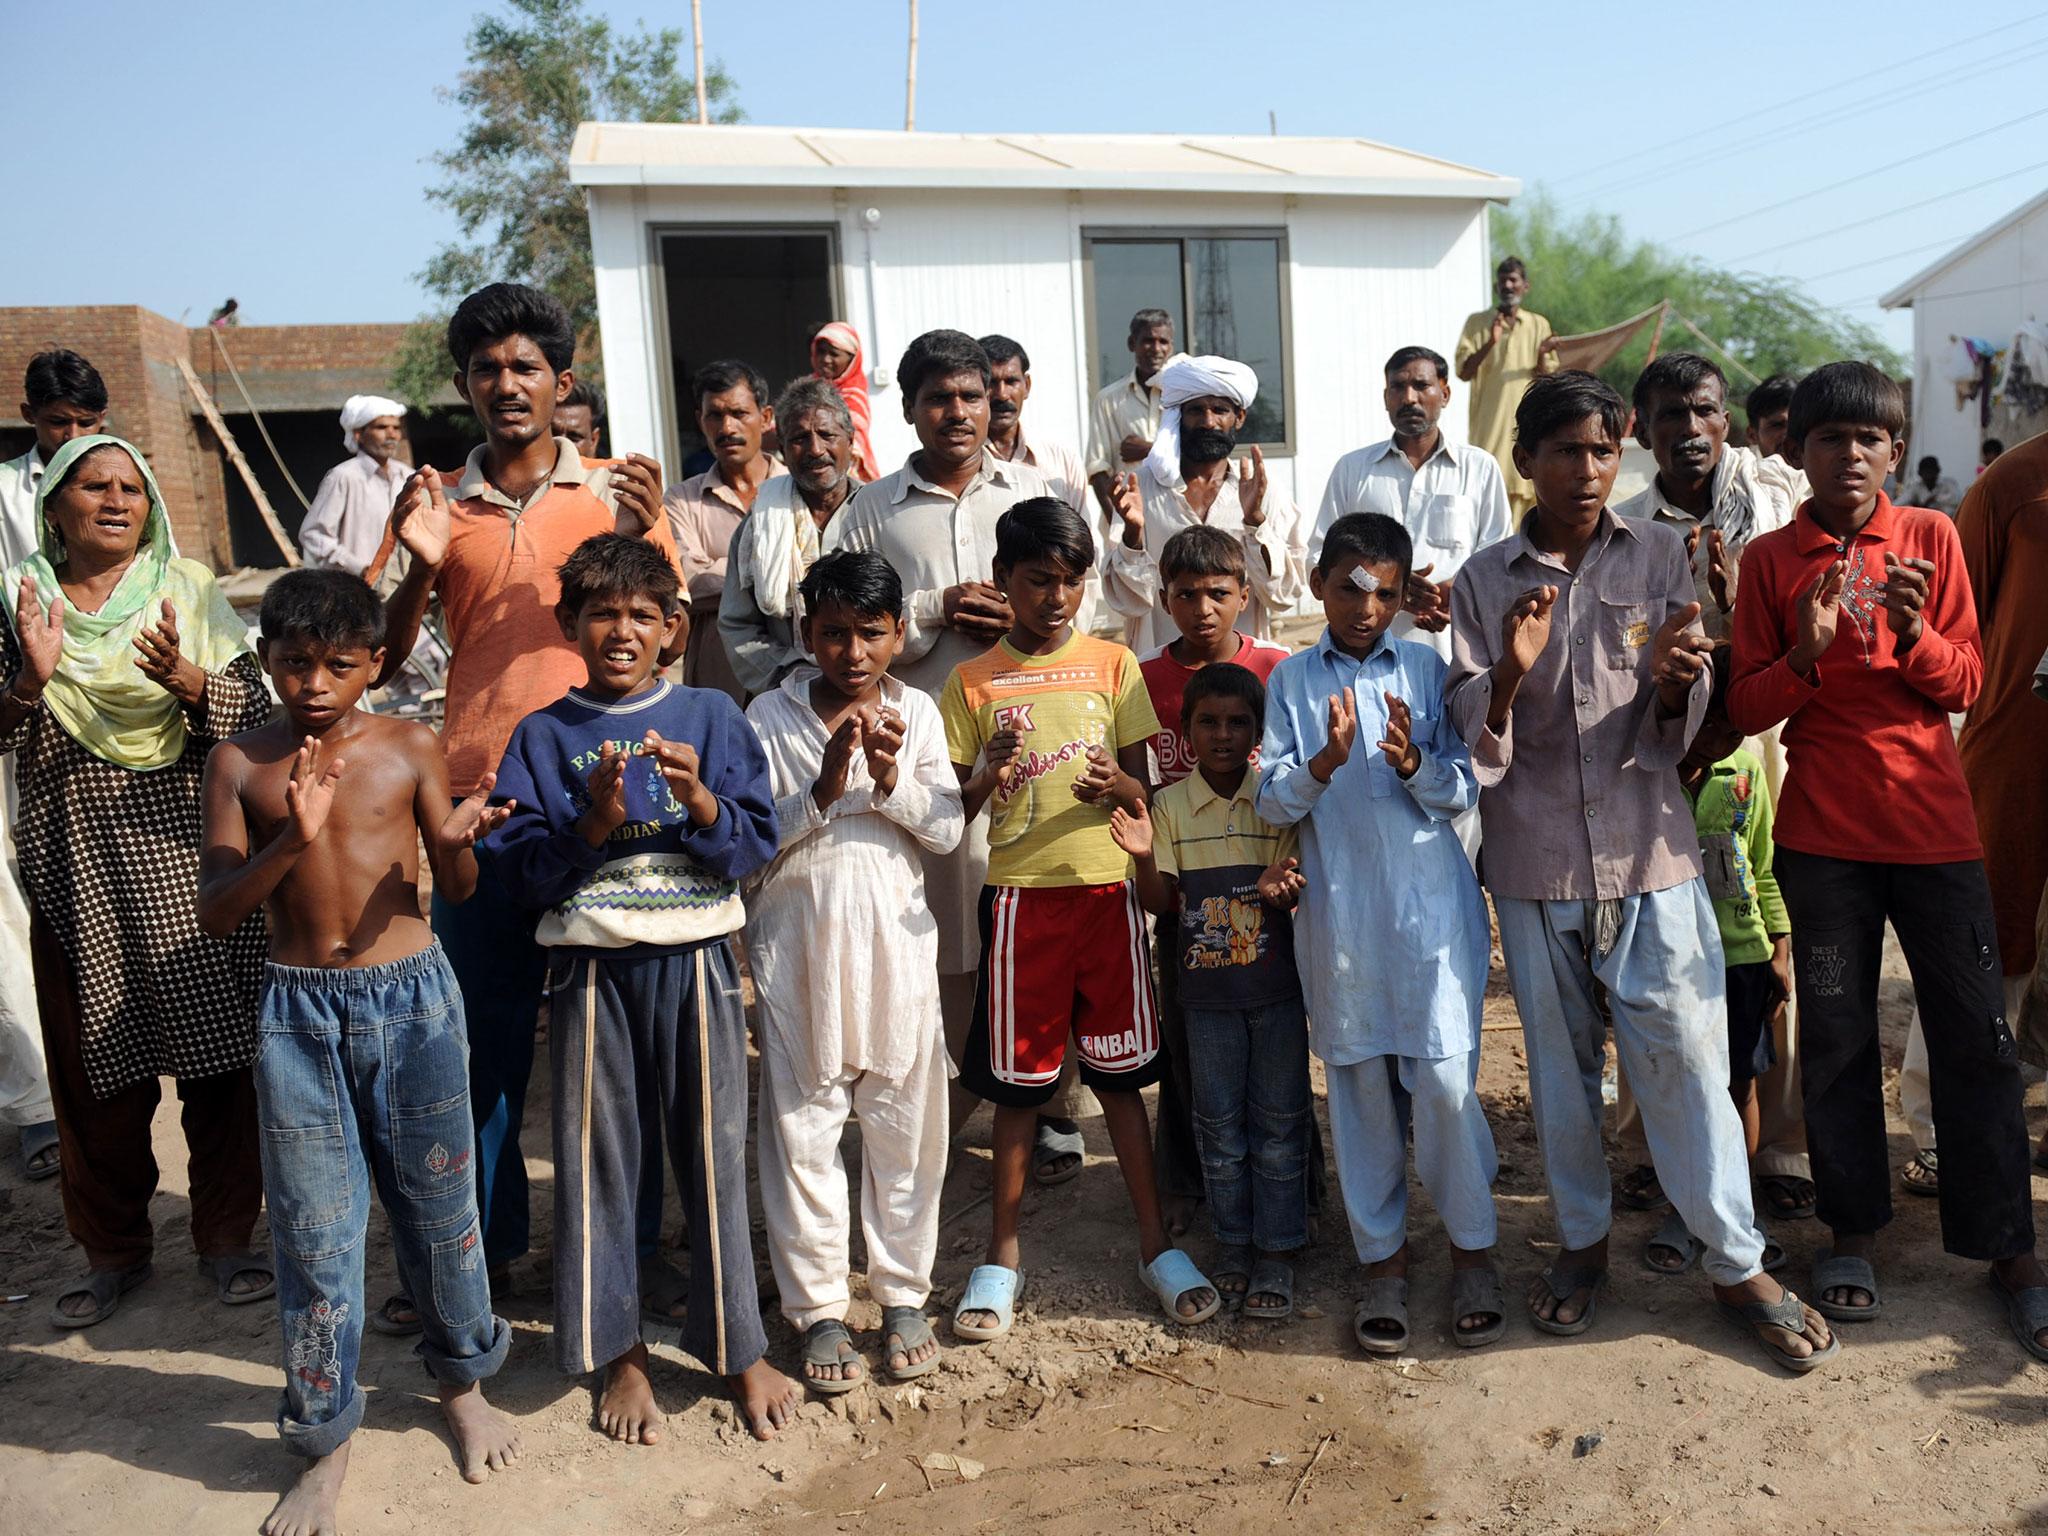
[{"left": 485, "top": 680, "right": 778, "bottom": 950}]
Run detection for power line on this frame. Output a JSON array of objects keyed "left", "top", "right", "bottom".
[
  {"left": 1726, "top": 158, "right": 2048, "bottom": 265},
  {"left": 1835, "top": 273, "right": 2048, "bottom": 310},
  {"left": 1544, "top": 14, "right": 2048, "bottom": 190},
  {"left": 1800, "top": 238, "right": 1966, "bottom": 284}
]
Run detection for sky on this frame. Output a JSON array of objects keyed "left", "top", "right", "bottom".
[{"left": 9, "top": 0, "right": 2048, "bottom": 356}]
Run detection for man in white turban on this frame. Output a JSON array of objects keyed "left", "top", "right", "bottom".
[
  {"left": 301, "top": 395, "right": 411, "bottom": 577},
  {"left": 1103, "top": 354, "right": 1306, "bottom": 654}
]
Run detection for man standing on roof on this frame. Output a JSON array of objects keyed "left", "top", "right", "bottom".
[
  {"left": 1455, "top": 256, "right": 1560, "bottom": 514},
  {"left": 300, "top": 395, "right": 412, "bottom": 578},
  {"left": 1088, "top": 309, "right": 1175, "bottom": 524}
]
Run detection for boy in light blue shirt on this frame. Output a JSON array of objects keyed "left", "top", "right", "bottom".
[{"left": 1257, "top": 513, "right": 1503, "bottom": 1354}]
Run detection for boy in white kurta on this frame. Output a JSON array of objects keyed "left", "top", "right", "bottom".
[{"left": 744, "top": 549, "right": 965, "bottom": 1396}]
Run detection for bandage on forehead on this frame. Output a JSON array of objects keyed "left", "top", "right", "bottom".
[{"left": 1343, "top": 563, "right": 1376, "bottom": 592}]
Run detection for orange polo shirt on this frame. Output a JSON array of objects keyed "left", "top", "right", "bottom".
[{"left": 434, "top": 437, "right": 682, "bottom": 795}]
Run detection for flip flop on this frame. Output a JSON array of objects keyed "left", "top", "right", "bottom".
[
  {"left": 1354, "top": 1276, "right": 1410, "bottom": 1354},
  {"left": 1716, "top": 1285, "right": 1840, "bottom": 1374},
  {"left": 953, "top": 1263, "right": 1024, "bottom": 1342},
  {"left": 368, "top": 1291, "right": 424, "bottom": 1337},
  {"left": 640, "top": 1252, "right": 689, "bottom": 1324},
  {"left": 1987, "top": 1271, "right": 2048, "bottom": 1364},
  {"left": 1451, "top": 1266, "right": 1506, "bottom": 1349},
  {"left": 202, "top": 1251, "right": 275, "bottom": 1307},
  {"left": 1757, "top": 1174, "right": 1817, "bottom": 1221},
  {"left": 1810, "top": 1251, "right": 1882, "bottom": 1322},
  {"left": 19, "top": 1120, "right": 59, "bottom": 1182},
  {"left": 1137, "top": 1248, "right": 1221, "bottom": 1326},
  {"left": 50, "top": 1261, "right": 152, "bottom": 1329},
  {"left": 800, "top": 1318, "right": 864, "bottom": 1395},
  {"left": 881, "top": 1304, "right": 942, "bottom": 1380},
  {"left": 1242, "top": 1257, "right": 1294, "bottom": 1321},
  {"left": 1529, "top": 1264, "right": 1606, "bottom": 1337},
  {"left": 1210, "top": 1242, "right": 1254, "bottom": 1310},
  {"left": 1899, "top": 1148, "right": 1940, "bottom": 1197},
  {"left": 1643, "top": 1213, "right": 1702, "bottom": 1275},
  {"left": 1033, "top": 1119, "right": 1086, "bottom": 1186}
]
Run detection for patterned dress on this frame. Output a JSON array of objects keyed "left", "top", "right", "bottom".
[{"left": 0, "top": 621, "right": 270, "bottom": 1098}]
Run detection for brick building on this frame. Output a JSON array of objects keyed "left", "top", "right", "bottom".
[{"left": 0, "top": 306, "right": 467, "bottom": 570}]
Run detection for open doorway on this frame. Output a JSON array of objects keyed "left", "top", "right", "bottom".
[{"left": 658, "top": 226, "right": 839, "bottom": 476}]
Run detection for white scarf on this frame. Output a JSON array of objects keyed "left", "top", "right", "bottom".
[
  {"left": 747, "top": 476, "right": 824, "bottom": 620},
  {"left": 1142, "top": 355, "right": 1258, "bottom": 488}
]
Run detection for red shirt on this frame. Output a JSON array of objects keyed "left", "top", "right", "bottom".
[
  {"left": 1728, "top": 493, "right": 1983, "bottom": 864},
  {"left": 1140, "top": 632, "right": 1291, "bottom": 785}
]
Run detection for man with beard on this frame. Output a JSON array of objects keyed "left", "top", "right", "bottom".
[
  {"left": 1088, "top": 309, "right": 1176, "bottom": 523},
  {"left": 1312, "top": 345, "right": 1511, "bottom": 656},
  {"left": 1111, "top": 354, "right": 1306, "bottom": 655},
  {"left": 720, "top": 377, "right": 864, "bottom": 696},
  {"left": 1611, "top": 352, "right": 1813, "bottom": 1242},
  {"left": 1455, "top": 256, "right": 1560, "bottom": 513},
  {"left": 665, "top": 360, "right": 782, "bottom": 703},
  {"left": 836, "top": 330, "right": 1143, "bottom": 1180},
  {"left": 301, "top": 395, "right": 413, "bottom": 578}
]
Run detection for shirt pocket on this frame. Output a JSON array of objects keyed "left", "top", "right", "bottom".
[
  {"left": 1599, "top": 591, "right": 1655, "bottom": 672},
  {"left": 1421, "top": 494, "right": 1476, "bottom": 557},
  {"left": 1699, "top": 830, "right": 1745, "bottom": 903}
]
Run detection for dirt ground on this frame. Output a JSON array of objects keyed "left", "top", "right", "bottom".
[{"left": 4, "top": 930, "right": 2047, "bottom": 1536}]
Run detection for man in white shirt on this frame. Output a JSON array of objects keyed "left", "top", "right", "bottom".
[
  {"left": 1745, "top": 373, "right": 1809, "bottom": 510},
  {"left": 299, "top": 395, "right": 412, "bottom": 578},
  {"left": 1086, "top": 308, "right": 1175, "bottom": 522},
  {"left": 1312, "top": 344, "right": 1511, "bottom": 656},
  {"left": 1, "top": 349, "right": 108, "bottom": 570}
]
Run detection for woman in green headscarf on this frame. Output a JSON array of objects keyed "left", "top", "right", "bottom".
[{"left": 0, "top": 434, "right": 275, "bottom": 1328}]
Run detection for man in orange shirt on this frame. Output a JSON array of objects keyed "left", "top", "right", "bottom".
[{"left": 378, "top": 283, "right": 683, "bottom": 1326}]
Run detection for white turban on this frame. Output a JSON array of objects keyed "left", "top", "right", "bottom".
[
  {"left": 1143, "top": 355, "right": 1259, "bottom": 488},
  {"left": 340, "top": 394, "right": 406, "bottom": 452}
]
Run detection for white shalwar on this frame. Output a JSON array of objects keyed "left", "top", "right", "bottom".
[{"left": 744, "top": 670, "right": 965, "bottom": 1328}]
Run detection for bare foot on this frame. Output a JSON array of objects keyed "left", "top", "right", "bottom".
[
  {"left": 439, "top": 1380, "right": 520, "bottom": 1482},
  {"left": 1161, "top": 1192, "right": 1198, "bottom": 1239},
  {"left": 262, "top": 1441, "right": 349, "bottom": 1536},
  {"left": 598, "top": 1342, "right": 662, "bottom": 1445},
  {"left": 728, "top": 1356, "right": 799, "bottom": 1441}
]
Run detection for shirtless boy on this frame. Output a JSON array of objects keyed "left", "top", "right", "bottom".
[{"left": 200, "top": 569, "right": 519, "bottom": 1536}]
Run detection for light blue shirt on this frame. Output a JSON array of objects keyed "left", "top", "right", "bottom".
[{"left": 1256, "top": 629, "right": 1489, "bottom": 1065}]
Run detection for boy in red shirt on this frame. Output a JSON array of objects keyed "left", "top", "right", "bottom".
[{"left": 1728, "top": 361, "right": 2047, "bottom": 1362}]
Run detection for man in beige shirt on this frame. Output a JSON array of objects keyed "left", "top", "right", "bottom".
[
  {"left": 664, "top": 360, "right": 781, "bottom": 703},
  {"left": 1455, "top": 256, "right": 1560, "bottom": 515},
  {"left": 1087, "top": 308, "right": 1175, "bottom": 521}
]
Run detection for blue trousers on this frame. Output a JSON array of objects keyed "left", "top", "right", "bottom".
[
  {"left": 1325, "top": 1052, "right": 1499, "bottom": 1264},
  {"left": 1183, "top": 998, "right": 1312, "bottom": 1251},
  {"left": 254, "top": 945, "right": 508, "bottom": 1458}
]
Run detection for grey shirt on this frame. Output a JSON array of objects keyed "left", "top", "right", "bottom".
[{"left": 1446, "top": 509, "right": 1710, "bottom": 902}]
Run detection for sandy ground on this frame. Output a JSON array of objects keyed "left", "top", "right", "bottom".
[{"left": 4, "top": 926, "right": 2048, "bottom": 1536}]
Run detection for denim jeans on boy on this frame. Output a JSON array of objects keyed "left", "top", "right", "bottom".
[
  {"left": 256, "top": 945, "right": 509, "bottom": 1458},
  {"left": 1183, "top": 998, "right": 1312, "bottom": 1251}
]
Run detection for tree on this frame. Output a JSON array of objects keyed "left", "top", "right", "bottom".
[
  {"left": 391, "top": 0, "right": 740, "bottom": 409},
  {"left": 1489, "top": 192, "right": 1903, "bottom": 399}
]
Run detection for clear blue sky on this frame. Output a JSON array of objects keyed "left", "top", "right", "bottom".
[{"left": 8, "top": 0, "right": 2047, "bottom": 355}]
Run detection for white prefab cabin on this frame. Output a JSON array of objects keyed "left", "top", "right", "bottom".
[{"left": 570, "top": 124, "right": 1517, "bottom": 507}]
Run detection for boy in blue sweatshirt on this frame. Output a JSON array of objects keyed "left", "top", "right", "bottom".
[{"left": 485, "top": 534, "right": 792, "bottom": 1444}]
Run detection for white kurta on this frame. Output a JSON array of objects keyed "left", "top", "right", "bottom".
[{"left": 1113, "top": 457, "right": 1308, "bottom": 654}]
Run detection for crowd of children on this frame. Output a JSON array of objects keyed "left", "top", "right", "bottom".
[{"left": 8, "top": 281, "right": 2045, "bottom": 1536}]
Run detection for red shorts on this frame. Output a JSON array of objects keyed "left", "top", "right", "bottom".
[{"left": 959, "top": 882, "right": 1163, "bottom": 1107}]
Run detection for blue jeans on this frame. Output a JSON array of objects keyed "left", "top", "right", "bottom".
[
  {"left": 1183, "top": 997, "right": 1312, "bottom": 1251},
  {"left": 255, "top": 945, "right": 508, "bottom": 1458}
]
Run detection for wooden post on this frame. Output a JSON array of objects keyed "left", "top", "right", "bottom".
[
  {"left": 1644, "top": 301, "right": 1670, "bottom": 367},
  {"left": 691, "top": 0, "right": 708, "bottom": 124},
  {"left": 905, "top": 0, "right": 919, "bottom": 130},
  {"left": 176, "top": 354, "right": 300, "bottom": 567}
]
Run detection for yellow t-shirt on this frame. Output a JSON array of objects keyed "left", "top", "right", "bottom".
[{"left": 940, "top": 632, "right": 1161, "bottom": 888}]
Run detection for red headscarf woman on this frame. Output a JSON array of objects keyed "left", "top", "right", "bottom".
[{"left": 808, "top": 322, "right": 880, "bottom": 482}]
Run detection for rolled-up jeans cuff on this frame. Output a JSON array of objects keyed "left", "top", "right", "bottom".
[
  {"left": 278, "top": 1382, "right": 366, "bottom": 1459},
  {"left": 419, "top": 1312, "right": 511, "bottom": 1386}
]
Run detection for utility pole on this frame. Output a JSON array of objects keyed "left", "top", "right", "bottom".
[
  {"left": 905, "top": 0, "right": 919, "bottom": 131},
  {"left": 692, "top": 0, "right": 708, "bottom": 124}
]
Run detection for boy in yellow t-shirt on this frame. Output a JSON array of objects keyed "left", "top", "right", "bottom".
[{"left": 939, "top": 497, "right": 1221, "bottom": 1342}]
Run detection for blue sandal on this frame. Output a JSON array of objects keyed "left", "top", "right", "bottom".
[
  {"left": 953, "top": 1264, "right": 1024, "bottom": 1341},
  {"left": 1137, "top": 1248, "right": 1221, "bottom": 1326}
]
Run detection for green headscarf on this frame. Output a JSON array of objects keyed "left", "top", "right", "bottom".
[{"left": 1, "top": 434, "right": 252, "bottom": 771}]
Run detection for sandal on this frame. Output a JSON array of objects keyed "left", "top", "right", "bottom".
[
  {"left": 1716, "top": 1285, "right": 1839, "bottom": 1374},
  {"left": 1760, "top": 1234, "right": 1788, "bottom": 1274},
  {"left": 1451, "top": 1266, "right": 1506, "bottom": 1349},
  {"left": 1810, "top": 1251, "right": 1882, "bottom": 1322},
  {"left": 640, "top": 1252, "right": 689, "bottom": 1324},
  {"left": 19, "top": 1119, "right": 59, "bottom": 1182},
  {"left": 50, "top": 1260, "right": 152, "bottom": 1329},
  {"left": 1899, "top": 1148, "right": 1939, "bottom": 1197},
  {"left": 202, "top": 1251, "right": 275, "bottom": 1307},
  {"left": 368, "top": 1291, "right": 423, "bottom": 1337},
  {"left": 1987, "top": 1271, "right": 2048, "bottom": 1364},
  {"left": 1354, "top": 1276, "right": 1410, "bottom": 1354},
  {"left": 1210, "top": 1243, "right": 1253, "bottom": 1310},
  {"left": 1137, "top": 1248, "right": 1220, "bottom": 1326},
  {"left": 1242, "top": 1257, "right": 1294, "bottom": 1321},
  {"left": 1643, "top": 1213, "right": 1702, "bottom": 1275},
  {"left": 1033, "top": 1119, "right": 1086, "bottom": 1186},
  {"left": 953, "top": 1263, "right": 1024, "bottom": 1342},
  {"left": 1529, "top": 1264, "right": 1606, "bottom": 1337},
  {"left": 1615, "top": 1163, "right": 1671, "bottom": 1213},
  {"left": 881, "top": 1304, "right": 942, "bottom": 1380},
  {"left": 800, "top": 1318, "right": 864, "bottom": 1396},
  {"left": 1757, "top": 1174, "right": 1817, "bottom": 1221}
]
